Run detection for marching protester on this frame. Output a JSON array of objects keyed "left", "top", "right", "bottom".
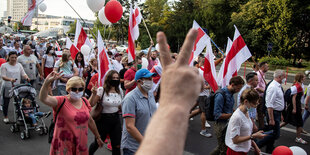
[
  {"left": 146, "top": 42, "right": 158, "bottom": 70},
  {"left": 88, "top": 70, "right": 123, "bottom": 155},
  {"left": 17, "top": 45, "right": 43, "bottom": 85},
  {"left": 42, "top": 46, "right": 56, "bottom": 78},
  {"left": 211, "top": 76, "right": 244, "bottom": 155},
  {"left": 303, "top": 83, "right": 310, "bottom": 133},
  {"left": 121, "top": 68, "right": 156, "bottom": 155},
  {"left": 255, "top": 62, "right": 269, "bottom": 129},
  {"left": 124, "top": 55, "right": 142, "bottom": 94},
  {"left": 74, "top": 52, "right": 87, "bottom": 78},
  {"left": 119, "top": 56, "right": 130, "bottom": 91},
  {"left": 256, "top": 70, "right": 286, "bottom": 153},
  {"left": 237, "top": 72, "right": 259, "bottom": 132},
  {"left": 226, "top": 88, "right": 266, "bottom": 154},
  {"left": 1, "top": 51, "right": 30, "bottom": 123},
  {"left": 39, "top": 73, "right": 104, "bottom": 155},
  {"left": 281, "top": 73, "right": 308, "bottom": 144},
  {"left": 0, "top": 38, "right": 7, "bottom": 59}
]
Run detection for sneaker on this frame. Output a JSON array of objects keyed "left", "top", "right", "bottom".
[
  {"left": 295, "top": 137, "right": 308, "bottom": 145},
  {"left": 35, "top": 127, "right": 41, "bottom": 131},
  {"left": 3, "top": 118, "right": 9, "bottom": 123},
  {"left": 44, "top": 111, "right": 52, "bottom": 118},
  {"left": 200, "top": 130, "right": 212, "bottom": 138},
  {"left": 205, "top": 121, "right": 211, "bottom": 128}
]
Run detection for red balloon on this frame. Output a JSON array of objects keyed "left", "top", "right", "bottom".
[
  {"left": 104, "top": 0, "right": 123, "bottom": 23},
  {"left": 272, "top": 146, "right": 293, "bottom": 155}
]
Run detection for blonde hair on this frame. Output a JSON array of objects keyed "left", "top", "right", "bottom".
[
  {"left": 59, "top": 52, "right": 71, "bottom": 68},
  {"left": 66, "top": 76, "right": 85, "bottom": 92},
  {"left": 89, "top": 58, "right": 97, "bottom": 65}
]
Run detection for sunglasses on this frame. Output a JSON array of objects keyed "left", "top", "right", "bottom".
[{"left": 71, "top": 87, "right": 84, "bottom": 92}]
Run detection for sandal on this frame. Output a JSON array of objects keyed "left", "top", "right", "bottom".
[{"left": 295, "top": 137, "right": 308, "bottom": 144}]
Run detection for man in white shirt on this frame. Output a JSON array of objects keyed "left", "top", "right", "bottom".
[
  {"left": 112, "top": 53, "right": 123, "bottom": 73},
  {"left": 256, "top": 70, "right": 285, "bottom": 153}
]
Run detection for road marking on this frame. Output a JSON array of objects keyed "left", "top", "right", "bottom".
[{"left": 281, "top": 127, "right": 310, "bottom": 137}]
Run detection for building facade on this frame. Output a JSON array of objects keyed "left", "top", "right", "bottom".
[{"left": 6, "top": 0, "right": 38, "bottom": 22}]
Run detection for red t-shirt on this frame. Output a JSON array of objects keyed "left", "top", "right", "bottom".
[
  {"left": 124, "top": 67, "right": 137, "bottom": 94},
  {"left": 0, "top": 58, "right": 6, "bottom": 67}
]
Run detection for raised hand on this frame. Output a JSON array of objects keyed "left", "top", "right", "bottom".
[
  {"left": 45, "top": 71, "right": 64, "bottom": 83},
  {"left": 157, "top": 29, "right": 204, "bottom": 109}
]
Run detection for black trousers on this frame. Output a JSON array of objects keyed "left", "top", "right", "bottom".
[{"left": 89, "top": 112, "right": 122, "bottom": 155}]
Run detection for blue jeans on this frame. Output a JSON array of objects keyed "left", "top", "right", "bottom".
[
  {"left": 123, "top": 148, "right": 135, "bottom": 155},
  {"left": 28, "top": 112, "right": 44, "bottom": 124},
  {"left": 302, "top": 110, "right": 310, "bottom": 126},
  {"left": 256, "top": 110, "right": 281, "bottom": 153}
]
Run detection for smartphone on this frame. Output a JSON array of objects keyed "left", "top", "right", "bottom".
[{"left": 263, "top": 130, "right": 273, "bottom": 135}]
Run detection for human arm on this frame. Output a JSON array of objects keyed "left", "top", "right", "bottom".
[
  {"left": 136, "top": 29, "right": 204, "bottom": 155},
  {"left": 214, "top": 93, "right": 232, "bottom": 120},
  {"left": 232, "top": 131, "right": 265, "bottom": 144},
  {"left": 124, "top": 80, "right": 136, "bottom": 89},
  {"left": 214, "top": 57, "right": 224, "bottom": 66},
  {"left": 124, "top": 117, "right": 144, "bottom": 143},
  {"left": 267, "top": 108, "right": 275, "bottom": 126},
  {"left": 265, "top": 85, "right": 276, "bottom": 125},
  {"left": 305, "top": 95, "right": 310, "bottom": 110},
  {"left": 88, "top": 85, "right": 100, "bottom": 107},
  {"left": 39, "top": 71, "right": 63, "bottom": 108},
  {"left": 292, "top": 94, "right": 297, "bottom": 114},
  {"left": 72, "top": 63, "right": 78, "bottom": 76},
  {"left": 41, "top": 57, "right": 46, "bottom": 77},
  {"left": 147, "top": 41, "right": 154, "bottom": 60},
  {"left": 88, "top": 117, "right": 104, "bottom": 147}
]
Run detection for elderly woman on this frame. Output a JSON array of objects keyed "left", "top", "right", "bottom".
[{"left": 39, "top": 72, "right": 103, "bottom": 155}]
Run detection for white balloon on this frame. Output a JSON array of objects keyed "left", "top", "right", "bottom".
[
  {"left": 98, "top": 7, "right": 111, "bottom": 25},
  {"left": 289, "top": 146, "right": 307, "bottom": 155},
  {"left": 155, "top": 43, "right": 159, "bottom": 51},
  {"left": 141, "top": 57, "right": 149, "bottom": 69},
  {"left": 81, "top": 45, "right": 91, "bottom": 57},
  {"left": 86, "top": 0, "right": 106, "bottom": 12},
  {"left": 39, "top": 3, "right": 47, "bottom": 12}
]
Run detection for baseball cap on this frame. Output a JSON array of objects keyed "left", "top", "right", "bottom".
[
  {"left": 135, "top": 69, "right": 156, "bottom": 81},
  {"left": 114, "top": 53, "right": 122, "bottom": 57}
]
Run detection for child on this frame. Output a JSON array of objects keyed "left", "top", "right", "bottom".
[{"left": 22, "top": 98, "right": 51, "bottom": 127}]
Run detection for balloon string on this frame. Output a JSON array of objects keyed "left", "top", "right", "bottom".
[{"left": 63, "top": 0, "right": 97, "bottom": 41}]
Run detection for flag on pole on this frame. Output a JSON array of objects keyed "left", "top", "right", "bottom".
[
  {"left": 55, "top": 41, "right": 61, "bottom": 51},
  {"left": 189, "top": 20, "right": 209, "bottom": 66},
  {"left": 217, "top": 37, "right": 232, "bottom": 87},
  {"left": 74, "top": 20, "right": 92, "bottom": 50},
  {"left": 219, "top": 26, "right": 252, "bottom": 87},
  {"left": 97, "top": 30, "right": 112, "bottom": 87},
  {"left": 127, "top": 4, "right": 142, "bottom": 63},
  {"left": 203, "top": 37, "right": 218, "bottom": 92},
  {"left": 21, "top": 0, "right": 43, "bottom": 26},
  {"left": 66, "top": 37, "right": 79, "bottom": 59}
]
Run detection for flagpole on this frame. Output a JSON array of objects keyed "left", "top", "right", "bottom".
[
  {"left": 142, "top": 18, "right": 153, "bottom": 43},
  {"left": 64, "top": 0, "right": 97, "bottom": 41}
]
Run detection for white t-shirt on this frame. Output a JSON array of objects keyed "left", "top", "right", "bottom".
[
  {"left": 199, "top": 68, "right": 210, "bottom": 97},
  {"left": 43, "top": 54, "right": 55, "bottom": 68},
  {"left": 0, "top": 63, "right": 27, "bottom": 87},
  {"left": 225, "top": 108, "right": 253, "bottom": 153},
  {"left": 17, "top": 54, "right": 39, "bottom": 80},
  {"left": 75, "top": 62, "right": 88, "bottom": 77},
  {"left": 97, "top": 87, "right": 123, "bottom": 113}
]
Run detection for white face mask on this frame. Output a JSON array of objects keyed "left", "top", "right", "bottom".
[
  {"left": 141, "top": 80, "right": 153, "bottom": 92},
  {"left": 70, "top": 91, "right": 83, "bottom": 100},
  {"left": 49, "top": 50, "right": 54, "bottom": 54},
  {"left": 281, "top": 78, "right": 286, "bottom": 84}
]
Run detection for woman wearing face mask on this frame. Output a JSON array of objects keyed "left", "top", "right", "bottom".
[
  {"left": 1, "top": 51, "right": 30, "bottom": 123},
  {"left": 39, "top": 74, "right": 104, "bottom": 155},
  {"left": 88, "top": 70, "right": 123, "bottom": 155},
  {"left": 225, "top": 88, "right": 266, "bottom": 155},
  {"left": 282, "top": 73, "right": 307, "bottom": 144},
  {"left": 42, "top": 46, "right": 56, "bottom": 78}
]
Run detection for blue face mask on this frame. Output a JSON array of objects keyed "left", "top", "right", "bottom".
[{"left": 246, "top": 105, "right": 256, "bottom": 112}]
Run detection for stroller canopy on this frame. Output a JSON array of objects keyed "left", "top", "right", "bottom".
[{"left": 10, "top": 84, "right": 37, "bottom": 99}]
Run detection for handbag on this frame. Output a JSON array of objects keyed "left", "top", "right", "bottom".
[
  {"left": 90, "top": 89, "right": 104, "bottom": 120},
  {"left": 48, "top": 98, "right": 66, "bottom": 143}
]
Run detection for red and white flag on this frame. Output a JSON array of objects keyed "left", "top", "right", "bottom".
[
  {"left": 217, "top": 37, "right": 232, "bottom": 87},
  {"left": 21, "top": 0, "right": 43, "bottom": 26},
  {"left": 66, "top": 37, "right": 79, "bottom": 59},
  {"left": 189, "top": 21, "right": 208, "bottom": 66},
  {"left": 219, "top": 26, "right": 252, "bottom": 87},
  {"left": 55, "top": 51, "right": 63, "bottom": 60},
  {"left": 203, "top": 37, "right": 218, "bottom": 92},
  {"left": 127, "top": 4, "right": 142, "bottom": 63},
  {"left": 74, "top": 20, "right": 92, "bottom": 50},
  {"left": 55, "top": 41, "right": 61, "bottom": 51},
  {"left": 97, "top": 30, "right": 112, "bottom": 87}
]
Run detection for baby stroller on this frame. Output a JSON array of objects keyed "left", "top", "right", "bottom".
[{"left": 9, "top": 84, "right": 49, "bottom": 140}]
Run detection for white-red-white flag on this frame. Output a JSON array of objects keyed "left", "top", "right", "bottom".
[
  {"left": 21, "top": 0, "right": 43, "bottom": 26},
  {"left": 97, "top": 30, "right": 112, "bottom": 87},
  {"left": 189, "top": 21, "right": 208, "bottom": 66},
  {"left": 55, "top": 41, "right": 61, "bottom": 51},
  {"left": 74, "top": 20, "right": 92, "bottom": 50},
  {"left": 219, "top": 25, "right": 252, "bottom": 87},
  {"left": 203, "top": 37, "right": 218, "bottom": 92},
  {"left": 127, "top": 4, "right": 142, "bottom": 63},
  {"left": 217, "top": 37, "right": 232, "bottom": 87},
  {"left": 66, "top": 37, "right": 79, "bottom": 59}
]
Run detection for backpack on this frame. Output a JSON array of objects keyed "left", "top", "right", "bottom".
[
  {"left": 205, "top": 89, "right": 226, "bottom": 121},
  {"left": 284, "top": 88, "right": 292, "bottom": 107}
]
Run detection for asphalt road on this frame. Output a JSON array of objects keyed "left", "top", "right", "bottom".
[{"left": 1, "top": 69, "right": 309, "bottom": 155}]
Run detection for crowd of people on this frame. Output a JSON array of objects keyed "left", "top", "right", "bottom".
[{"left": 0, "top": 29, "right": 309, "bottom": 155}]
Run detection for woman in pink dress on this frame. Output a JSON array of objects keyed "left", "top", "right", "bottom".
[{"left": 39, "top": 72, "right": 104, "bottom": 155}]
